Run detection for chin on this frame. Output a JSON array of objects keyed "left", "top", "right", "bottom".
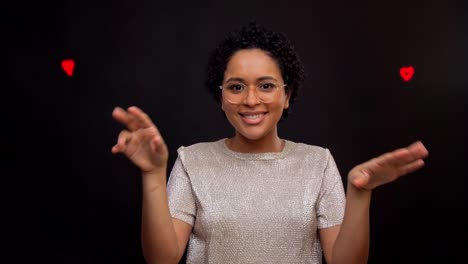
[
  {"left": 236, "top": 125, "right": 273, "bottom": 141},
  {"left": 238, "top": 132, "right": 264, "bottom": 141}
]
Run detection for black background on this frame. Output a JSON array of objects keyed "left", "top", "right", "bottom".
[{"left": 9, "top": 0, "right": 467, "bottom": 263}]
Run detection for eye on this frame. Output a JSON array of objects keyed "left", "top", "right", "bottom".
[
  {"left": 226, "top": 84, "right": 245, "bottom": 93},
  {"left": 259, "top": 83, "right": 276, "bottom": 91}
]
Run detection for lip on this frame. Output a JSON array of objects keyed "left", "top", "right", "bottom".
[
  {"left": 239, "top": 111, "right": 267, "bottom": 115},
  {"left": 239, "top": 111, "right": 267, "bottom": 125}
]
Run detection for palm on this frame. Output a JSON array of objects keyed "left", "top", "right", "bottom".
[
  {"left": 112, "top": 106, "right": 168, "bottom": 173},
  {"left": 348, "top": 141, "right": 429, "bottom": 191},
  {"left": 124, "top": 126, "right": 167, "bottom": 172}
]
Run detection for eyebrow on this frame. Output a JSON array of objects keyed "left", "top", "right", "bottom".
[{"left": 225, "top": 76, "right": 279, "bottom": 83}]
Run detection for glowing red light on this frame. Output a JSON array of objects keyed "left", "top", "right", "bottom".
[
  {"left": 399, "top": 66, "right": 414, "bottom": 82},
  {"left": 61, "top": 59, "right": 75, "bottom": 77}
]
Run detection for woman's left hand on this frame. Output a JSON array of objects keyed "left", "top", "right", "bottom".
[{"left": 348, "top": 141, "right": 429, "bottom": 191}]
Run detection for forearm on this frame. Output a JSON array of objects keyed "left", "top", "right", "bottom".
[
  {"left": 140, "top": 168, "right": 179, "bottom": 264},
  {"left": 331, "top": 182, "right": 371, "bottom": 264}
]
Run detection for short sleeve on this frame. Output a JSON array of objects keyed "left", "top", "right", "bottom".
[
  {"left": 316, "top": 149, "right": 346, "bottom": 229},
  {"left": 167, "top": 155, "right": 196, "bottom": 226}
]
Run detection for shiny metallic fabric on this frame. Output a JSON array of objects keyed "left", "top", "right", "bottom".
[{"left": 167, "top": 138, "right": 345, "bottom": 263}]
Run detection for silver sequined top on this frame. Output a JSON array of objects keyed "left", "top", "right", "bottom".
[{"left": 167, "top": 138, "right": 346, "bottom": 264}]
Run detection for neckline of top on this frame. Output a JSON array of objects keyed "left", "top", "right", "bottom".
[{"left": 217, "top": 138, "right": 294, "bottom": 160}]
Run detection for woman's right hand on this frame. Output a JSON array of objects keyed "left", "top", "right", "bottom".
[{"left": 111, "top": 106, "right": 169, "bottom": 176}]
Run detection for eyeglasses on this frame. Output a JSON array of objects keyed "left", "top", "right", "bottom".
[{"left": 219, "top": 82, "right": 287, "bottom": 104}]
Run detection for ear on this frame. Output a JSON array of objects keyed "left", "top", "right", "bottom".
[
  {"left": 221, "top": 98, "right": 226, "bottom": 112},
  {"left": 283, "top": 90, "right": 292, "bottom": 110}
]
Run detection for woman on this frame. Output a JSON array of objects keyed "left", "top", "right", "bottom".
[{"left": 111, "top": 22, "right": 429, "bottom": 264}]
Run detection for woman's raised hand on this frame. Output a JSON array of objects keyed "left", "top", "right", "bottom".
[
  {"left": 348, "top": 141, "right": 429, "bottom": 191},
  {"left": 112, "top": 106, "right": 169, "bottom": 174}
]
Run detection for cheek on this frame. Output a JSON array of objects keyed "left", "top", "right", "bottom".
[
  {"left": 221, "top": 100, "right": 236, "bottom": 116},
  {"left": 274, "top": 98, "right": 289, "bottom": 112}
]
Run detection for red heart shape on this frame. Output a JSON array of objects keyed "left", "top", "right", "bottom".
[
  {"left": 399, "top": 66, "right": 414, "bottom": 82},
  {"left": 61, "top": 59, "right": 75, "bottom": 77}
]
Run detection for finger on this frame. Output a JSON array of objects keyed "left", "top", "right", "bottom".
[
  {"left": 112, "top": 130, "right": 132, "bottom": 154},
  {"left": 112, "top": 106, "right": 140, "bottom": 131},
  {"left": 376, "top": 141, "right": 428, "bottom": 167},
  {"left": 127, "top": 106, "right": 158, "bottom": 130},
  {"left": 128, "top": 107, "right": 165, "bottom": 139},
  {"left": 397, "top": 159, "right": 425, "bottom": 176},
  {"left": 375, "top": 149, "right": 413, "bottom": 167},
  {"left": 406, "top": 141, "right": 429, "bottom": 159}
]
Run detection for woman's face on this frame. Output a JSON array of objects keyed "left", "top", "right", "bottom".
[{"left": 221, "top": 48, "right": 290, "bottom": 141}]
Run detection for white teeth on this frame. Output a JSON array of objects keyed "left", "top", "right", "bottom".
[{"left": 243, "top": 114, "right": 264, "bottom": 119}]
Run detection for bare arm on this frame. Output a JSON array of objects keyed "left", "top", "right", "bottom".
[
  {"left": 320, "top": 184, "right": 371, "bottom": 264},
  {"left": 112, "top": 106, "right": 192, "bottom": 263},
  {"left": 140, "top": 169, "right": 191, "bottom": 264},
  {"left": 320, "top": 141, "right": 429, "bottom": 264}
]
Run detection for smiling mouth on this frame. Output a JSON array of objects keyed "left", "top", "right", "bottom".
[
  {"left": 240, "top": 113, "right": 266, "bottom": 119},
  {"left": 239, "top": 112, "right": 267, "bottom": 125}
]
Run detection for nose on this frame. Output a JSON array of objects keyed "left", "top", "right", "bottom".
[{"left": 243, "top": 86, "right": 261, "bottom": 105}]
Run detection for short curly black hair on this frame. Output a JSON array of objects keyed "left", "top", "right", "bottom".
[{"left": 205, "top": 21, "right": 306, "bottom": 120}]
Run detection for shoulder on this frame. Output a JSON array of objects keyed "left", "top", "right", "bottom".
[
  {"left": 177, "top": 139, "right": 222, "bottom": 154},
  {"left": 286, "top": 140, "right": 336, "bottom": 171},
  {"left": 287, "top": 140, "right": 331, "bottom": 159},
  {"left": 176, "top": 138, "right": 224, "bottom": 162}
]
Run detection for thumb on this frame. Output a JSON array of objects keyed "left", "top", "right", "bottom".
[
  {"left": 350, "top": 166, "right": 371, "bottom": 189},
  {"left": 151, "top": 135, "right": 166, "bottom": 153}
]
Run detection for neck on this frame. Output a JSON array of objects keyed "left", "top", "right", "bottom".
[{"left": 227, "top": 128, "right": 284, "bottom": 153}]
